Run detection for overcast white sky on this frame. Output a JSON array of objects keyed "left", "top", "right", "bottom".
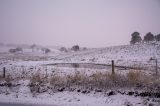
[{"left": 0, "top": 0, "right": 160, "bottom": 47}]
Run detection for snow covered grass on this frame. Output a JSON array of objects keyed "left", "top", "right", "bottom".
[
  {"left": 0, "top": 42, "right": 160, "bottom": 105},
  {"left": 0, "top": 71, "right": 160, "bottom": 106},
  {"left": 0, "top": 90, "right": 155, "bottom": 106},
  {"left": 27, "top": 70, "right": 160, "bottom": 95},
  {"left": 57, "top": 43, "right": 160, "bottom": 71}
]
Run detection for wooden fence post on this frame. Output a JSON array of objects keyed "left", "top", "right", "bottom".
[
  {"left": 156, "top": 59, "right": 158, "bottom": 75},
  {"left": 45, "top": 66, "right": 48, "bottom": 78},
  {"left": 3, "top": 67, "right": 6, "bottom": 78},
  {"left": 112, "top": 60, "right": 115, "bottom": 75}
]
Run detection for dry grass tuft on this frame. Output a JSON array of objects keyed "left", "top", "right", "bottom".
[
  {"left": 28, "top": 70, "right": 160, "bottom": 93},
  {"left": 49, "top": 74, "right": 65, "bottom": 86},
  {"left": 127, "top": 71, "right": 142, "bottom": 84},
  {"left": 67, "top": 71, "right": 88, "bottom": 86}
]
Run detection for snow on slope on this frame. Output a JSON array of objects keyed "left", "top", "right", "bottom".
[
  {"left": 54, "top": 42, "right": 160, "bottom": 71},
  {"left": 0, "top": 42, "right": 159, "bottom": 78},
  {"left": 1, "top": 42, "right": 159, "bottom": 75},
  {"left": 0, "top": 80, "right": 153, "bottom": 106},
  {"left": 0, "top": 43, "right": 160, "bottom": 106},
  {"left": 0, "top": 92, "right": 146, "bottom": 106},
  {"left": 0, "top": 79, "right": 157, "bottom": 106}
]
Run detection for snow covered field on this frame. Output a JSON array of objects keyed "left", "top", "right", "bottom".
[
  {"left": 0, "top": 90, "right": 156, "bottom": 106},
  {"left": 0, "top": 43, "right": 160, "bottom": 106}
]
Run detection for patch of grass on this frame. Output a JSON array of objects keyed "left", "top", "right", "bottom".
[
  {"left": 28, "top": 70, "right": 160, "bottom": 93},
  {"left": 49, "top": 74, "right": 65, "bottom": 86},
  {"left": 0, "top": 75, "right": 4, "bottom": 81},
  {"left": 5, "top": 75, "right": 12, "bottom": 84},
  {"left": 127, "top": 71, "right": 142, "bottom": 85},
  {"left": 29, "top": 73, "right": 48, "bottom": 94},
  {"left": 67, "top": 71, "right": 87, "bottom": 85}
]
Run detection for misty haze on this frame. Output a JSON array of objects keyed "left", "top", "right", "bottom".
[{"left": 0, "top": 0, "right": 160, "bottom": 106}]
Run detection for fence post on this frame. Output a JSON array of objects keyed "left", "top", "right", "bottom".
[
  {"left": 156, "top": 59, "right": 158, "bottom": 75},
  {"left": 45, "top": 66, "right": 48, "bottom": 78},
  {"left": 112, "top": 60, "right": 115, "bottom": 75},
  {"left": 3, "top": 67, "right": 6, "bottom": 78}
]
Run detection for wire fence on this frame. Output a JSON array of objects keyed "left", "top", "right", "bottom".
[{"left": 0, "top": 59, "right": 159, "bottom": 79}]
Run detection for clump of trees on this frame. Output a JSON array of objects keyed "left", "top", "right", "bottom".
[
  {"left": 9, "top": 47, "right": 23, "bottom": 53},
  {"left": 130, "top": 31, "right": 160, "bottom": 44},
  {"left": 59, "top": 45, "right": 86, "bottom": 52}
]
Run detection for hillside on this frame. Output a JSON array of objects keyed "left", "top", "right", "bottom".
[
  {"left": 53, "top": 42, "right": 160, "bottom": 71},
  {"left": 0, "top": 43, "right": 160, "bottom": 106}
]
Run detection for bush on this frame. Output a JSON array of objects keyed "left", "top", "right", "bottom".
[
  {"left": 9, "top": 49, "right": 17, "bottom": 53},
  {"left": 8, "top": 47, "right": 23, "bottom": 53},
  {"left": 59, "top": 47, "right": 68, "bottom": 52},
  {"left": 71, "top": 45, "right": 80, "bottom": 51},
  {"left": 15, "top": 47, "right": 23, "bottom": 52},
  {"left": 41, "top": 48, "right": 51, "bottom": 54}
]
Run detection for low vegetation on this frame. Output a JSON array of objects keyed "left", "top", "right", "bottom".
[
  {"left": 1, "top": 69, "right": 160, "bottom": 96},
  {"left": 28, "top": 70, "right": 160, "bottom": 94}
]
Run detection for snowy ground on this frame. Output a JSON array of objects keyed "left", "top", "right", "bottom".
[
  {"left": 0, "top": 85, "right": 158, "bottom": 106},
  {"left": 0, "top": 93, "right": 150, "bottom": 106},
  {"left": 0, "top": 43, "right": 160, "bottom": 106}
]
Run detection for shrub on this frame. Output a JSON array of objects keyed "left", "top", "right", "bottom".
[
  {"left": 59, "top": 47, "right": 68, "bottom": 52},
  {"left": 71, "top": 45, "right": 80, "bottom": 51},
  {"left": 8, "top": 47, "right": 23, "bottom": 53},
  {"left": 9, "top": 49, "right": 17, "bottom": 53},
  {"left": 15, "top": 47, "right": 23, "bottom": 52},
  {"left": 41, "top": 48, "right": 51, "bottom": 54}
]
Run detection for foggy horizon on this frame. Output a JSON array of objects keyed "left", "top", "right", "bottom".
[{"left": 0, "top": 0, "right": 160, "bottom": 48}]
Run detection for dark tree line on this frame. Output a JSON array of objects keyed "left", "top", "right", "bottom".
[{"left": 130, "top": 32, "right": 160, "bottom": 44}]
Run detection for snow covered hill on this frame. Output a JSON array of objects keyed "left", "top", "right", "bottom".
[
  {"left": 53, "top": 42, "right": 160, "bottom": 71},
  {"left": 0, "top": 42, "right": 160, "bottom": 106},
  {"left": 1, "top": 42, "right": 159, "bottom": 71}
]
